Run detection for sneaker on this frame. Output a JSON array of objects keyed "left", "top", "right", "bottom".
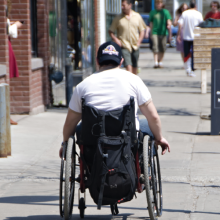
[
  {"left": 158, "top": 62, "right": 163, "bottom": 68},
  {"left": 154, "top": 65, "right": 158, "bottom": 68},
  {"left": 188, "top": 71, "right": 196, "bottom": 77}
]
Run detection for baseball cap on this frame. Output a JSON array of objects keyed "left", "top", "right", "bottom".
[{"left": 97, "top": 41, "right": 122, "bottom": 65}]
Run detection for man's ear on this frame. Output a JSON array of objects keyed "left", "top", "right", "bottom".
[
  {"left": 119, "top": 58, "right": 124, "bottom": 67},
  {"left": 96, "top": 58, "right": 100, "bottom": 68}
]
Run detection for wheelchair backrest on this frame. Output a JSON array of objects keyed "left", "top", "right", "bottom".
[{"left": 79, "top": 96, "right": 137, "bottom": 146}]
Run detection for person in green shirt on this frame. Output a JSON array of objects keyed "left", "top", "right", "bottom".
[{"left": 150, "top": 0, "right": 172, "bottom": 68}]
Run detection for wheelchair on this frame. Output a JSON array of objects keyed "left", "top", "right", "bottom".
[{"left": 59, "top": 97, "right": 163, "bottom": 220}]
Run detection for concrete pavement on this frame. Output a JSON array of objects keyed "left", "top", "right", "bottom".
[{"left": 1, "top": 47, "right": 220, "bottom": 220}]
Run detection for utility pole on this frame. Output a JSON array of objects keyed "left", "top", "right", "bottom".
[{"left": 0, "top": 84, "right": 11, "bottom": 158}]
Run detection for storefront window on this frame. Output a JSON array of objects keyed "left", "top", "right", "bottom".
[
  {"left": 106, "top": 0, "right": 122, "bottom": 41},
  {"left": 80, "top": 0, "right": 93, "bottom": 72},
  {"left": 49, "top": 0, "right": 67, "bottom": 105}
]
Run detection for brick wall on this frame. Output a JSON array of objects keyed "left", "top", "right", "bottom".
[
  {"left": 8, "top": 0, "right": 50, "bottom": 113},
  {"left": 9, "top": 0, "right": 32, "bottom": 113},
  {"left": 30, "top": 69, "right": 43, "bottom": 109},
  {"left": 0, "top": 0, "right": 9, "bottom": 84}
]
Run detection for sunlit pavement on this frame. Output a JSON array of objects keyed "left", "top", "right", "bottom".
[{"left": 1, "top": 48, "right": 220, "bottom": 220}]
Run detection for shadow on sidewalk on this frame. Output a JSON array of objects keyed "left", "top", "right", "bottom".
[
  {"left": 0, "top": 195, "right": 58, "bottom": 206},
  {"left": 4, "top": 214, "right": 149, "bottom": 220},
  {"left": 170, "top": 131, "right": 210, "bottom": 135},
  {"left": 143, "top": 80, "right": 211, "bottom": 89},
  {"left": 138, "top": 108, "right": 198, "bottom": 116}
]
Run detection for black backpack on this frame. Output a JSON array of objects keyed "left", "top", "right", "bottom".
[{"left": 79, "top": 97, "right": 137, "bottom": 215}]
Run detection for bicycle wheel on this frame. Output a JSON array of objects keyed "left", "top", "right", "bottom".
[
  {"left": 151, "top": 141, "right": 163, "bottom": 217},
  {"left": 143, "top": 135, "right": 158, "bottom": 220},
  {"left": 64, "top": 137, "right": 76, "bottom": 220}
]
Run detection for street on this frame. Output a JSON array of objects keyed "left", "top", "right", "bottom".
[{"left": 1, "top": 47, "right": 220, "bottom": 220}]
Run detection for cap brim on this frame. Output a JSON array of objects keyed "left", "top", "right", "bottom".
[{"left": 98, "top": 55, "right": 121, "bottom": 65}]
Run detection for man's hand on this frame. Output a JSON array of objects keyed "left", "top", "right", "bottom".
[
  {"left": 115, "top": 38, "right": 122, "bottom": 47},
  {"left": 168, "top": 35, "right": 172, "bottom": 44},
  {"left": 59, "top": 146, "right": 63, "bottom": 159},
  {"left": 177, "top": 35, "right": 181, "bottom": 43},
  {"left": 14, "top": 21, "right": 23, "bottom": 29},
  {"left": 155, "top": 137, "right": 170, "bottom": 155}
]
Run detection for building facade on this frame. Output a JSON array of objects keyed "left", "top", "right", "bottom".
[{"left": 0, "top": 0, "right": 210, "bottom": 115}]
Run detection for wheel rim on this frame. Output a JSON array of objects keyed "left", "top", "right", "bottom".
[
  {"left": 143, "top": 135, "right": 157, "bottom": 220},
  {"left": 151, "top": 142, "right": 162, "bottom": 217}
]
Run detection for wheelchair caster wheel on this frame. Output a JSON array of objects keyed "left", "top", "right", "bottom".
[{"left": 79, "top": 197, "right": 86, "bottom": 218}]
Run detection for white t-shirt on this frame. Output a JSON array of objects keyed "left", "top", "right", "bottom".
[
  {"left": 69, "top": 68, "right": 152, "bottom": 130},
  {"left": 7, "top": 19, "right": 18, "bottom": 38},
  {"left": 178, "top": 9, "right": 203, "bottom": 41}
]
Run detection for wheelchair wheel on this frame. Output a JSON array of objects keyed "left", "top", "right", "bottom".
[
  {"left": 143, "top": 135, "right": 158, "bottom": 220},
  {"left": 59, "top": 137, "right": 76, "bottom": 220},
  {"left": 151, "top": 140, "right": 163, "bottom": 217}
]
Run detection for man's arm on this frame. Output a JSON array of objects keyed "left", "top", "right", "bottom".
[
  {"left": 137, "top": 30, "right": 145, "bottom": 47},
  {"left": 59, "top": 108, "right": 82, "bottom": 158},
  {"left": 150, "top": 22, "right": 153, "bottom": 39},
  {"left": 177, "top": 23, "right": 182, "bottom": 43},
  {"left": 63, "top": 108, "right": 82, "bottom": 142},
  {"left": 139, "top": 101, "right": 170, "bottom": 155},
  {"left": 108, "top": 30, "right": 122, "bottom": 47},
  {"left": 167, "top": 19, "right": 172, "bottom": 43}
]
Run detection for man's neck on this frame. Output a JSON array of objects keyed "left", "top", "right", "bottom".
[
  {"left": 212, "top": 10, "right": 219, "bottom": 13},
  {"left": 124, "top": 9, "right": 132, "bottom": 17},
  {"left": 99, "top": 65, "right": 119, "bottom": 72}
]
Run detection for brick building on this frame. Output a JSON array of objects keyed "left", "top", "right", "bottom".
[
  {"left": 4, "top": 0, "right": 203, "bottom": 115},
  {"left": 0, "top": 0, "right": 50, "bottom": 114}
]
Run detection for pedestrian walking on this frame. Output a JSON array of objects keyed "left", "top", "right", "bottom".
[
  {"left": 173, "top": 3, "right": 188, "bottom": 63},
  {"left": 108, "top": 0, "right": 146, "bottom": 75},
  {"left": 149, "top": 0, "right": 172, "bottom": 68},
  {"left": 204, "top": 1, "right": 220, "bottom": 20},
  {"left": 177, "top": 0, "right": 203, "bottom": 77}
]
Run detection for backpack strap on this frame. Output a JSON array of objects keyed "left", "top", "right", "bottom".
[
  {"left": 110, "top": 203, "right": 119, "bottom": 215},
  {"left": 98, "top": 111, "right": 106, "bottom": 137},
  {"left": 81, "top": 97, "right": 85, "bottom": 110},
  {"left": 97, "top": 171, "right": 107, "bottom": 209},
  {"left": 122, "top": 97, "right": 134, "bottom": 136}
]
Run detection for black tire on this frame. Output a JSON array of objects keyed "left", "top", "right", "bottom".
[
  {"left": 59, "top": 158, "right": 64, "bottom": 217},
  {"left": 64, "top": 137, "right": 76, "bottom": 220},
  {"left": 151, "top": 141, "right": 163, "bottom": 217},
  {"left": 143, "top": 135, "right": 158, "bottom": 220},
  {"left": 79, "top": 197, "right": 86, "bottom": 218}
]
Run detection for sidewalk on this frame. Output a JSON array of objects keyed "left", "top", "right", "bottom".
[{"left": 1, "top": 48, "right": 220, "bottom": 220}]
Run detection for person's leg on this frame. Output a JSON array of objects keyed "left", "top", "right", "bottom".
[
  {"left": 152, "top": 35, "right": 159, "bottom": 68},
  {"left": 131, "top": 48, "right": 139, "bottom": 75},
  {"left": 121, "top": 48, "right": 132, "bottom": 73},
  {"left": 191, "top": 41, "right": 194, "bottom": 71},
  {"left": 139, "top": 118, "right": 154, "bottom": 138},
  {"left": 158, "top": 35, "right": 166, "bottom": 68},
  {"left": 158, "top": 52, "right": 164, "bottom": 62},
  {"left": 126, "top": 65, "right": 132, "bottom": 72},
  {"left": 183, "top": 40, "right": 191, "bottom": 75},
  {"left": 181, "top": 52, "right": 184, "bottom": 62}
]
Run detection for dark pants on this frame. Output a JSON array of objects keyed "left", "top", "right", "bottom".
[{"left": 183, "top": 40, "right": 194, "bottom": 71}]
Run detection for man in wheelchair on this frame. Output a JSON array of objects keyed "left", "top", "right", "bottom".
[
  {"left": 60, "top": 41, "right": 170, "bottom": 156},
  {"left": 59, "top": 41, "right": 170, "bottom": 218}
]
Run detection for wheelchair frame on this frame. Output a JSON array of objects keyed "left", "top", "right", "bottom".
[{"left": 59, "top": 133, "right": 162, "bottom": 220}]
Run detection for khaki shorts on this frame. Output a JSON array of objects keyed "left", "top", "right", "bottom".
[
  {"left": 121, "top": 48, "right": 139, "bottom": 68},
  {"left": 152, "top": 35, "right": 167, "bottom": 53}
]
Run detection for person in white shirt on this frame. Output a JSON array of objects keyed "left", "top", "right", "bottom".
[
  {"left": 177, "top": 1, "right": 203, "bottom": 77},
  {"left": 59, "top": 41, "right": 170, "bottom": 158}
]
